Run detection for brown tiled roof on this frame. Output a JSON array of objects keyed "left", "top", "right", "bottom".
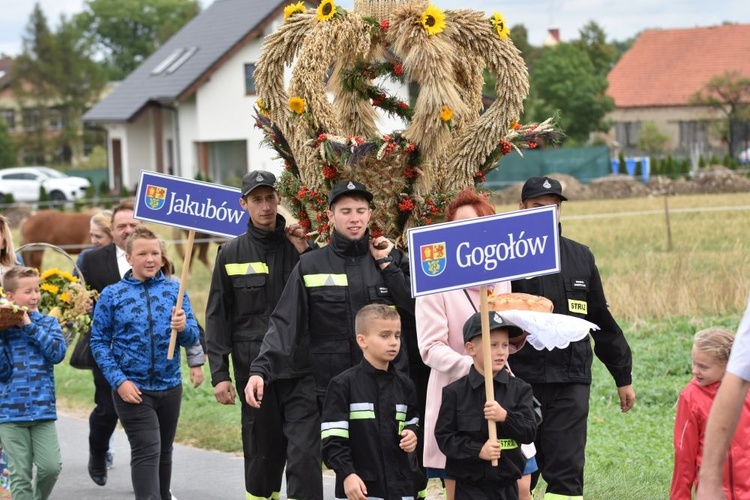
[{"left": 607, "top": 24, "right": 750, "bottom": 108}]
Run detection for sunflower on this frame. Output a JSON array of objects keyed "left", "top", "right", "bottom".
[
  {"left": 289, "top": 96, "right": 307, "bottom": 114},
  {"left": 40, "top": 268, "right": 61, "bottom": 281},
  {"left": 440, "top": 105, "right": 453, "bottom": 122},
  {"left": 491, "top": 12, "right": 510, "bottom": 39},
  {"left": 284, "top": 1, "right": 306, "bottom": 20},
  {"left": 317, "top": 0, "right": 336, "bottom": 22},
  {"left": 420, "top": 4, "right": 445, "bottom": 36},
  {"left": 41, "top": 283, "right": 59, "bottom": 295}
]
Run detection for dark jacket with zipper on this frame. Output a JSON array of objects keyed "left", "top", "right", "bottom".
[
  {"left": 90, "top": 270, "right": 200, "bottom": 391},
  {"left": 511, "top": 229, "right": 633, "bottom": 387},
  {"left": 251, "top": 229, "right": 415, "bottom": 396},
  {"left": 322, "top": 359, "right": 423, "bottom": 499},
  {"left": 205, "top": 214, "right": 309, "bottom": 385},
  {"left": 435, "top": 366, "right": 537, "bottom": 485}
]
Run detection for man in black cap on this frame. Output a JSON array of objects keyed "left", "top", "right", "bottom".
[
  {"left": 245, "top": 179, "right": 415, "bottom": 412},
  {"left": 510, "top": 176, "right": 635, "bottom": 499},
  {"left": 205, "top": 170, "right": 321, "bottom": 500}
]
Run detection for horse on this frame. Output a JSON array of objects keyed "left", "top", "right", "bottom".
[
  {"left": 19, "top": 210, "right": 98, "bottom": 270},
  {"left": 19, "top": 209, "right": 216, "bottom": 274}
]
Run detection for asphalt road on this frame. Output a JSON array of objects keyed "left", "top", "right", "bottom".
[{"left": 51, "top": 413, "right": 336, "bottom": 499}]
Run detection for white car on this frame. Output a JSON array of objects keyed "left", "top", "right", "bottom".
[{"left": 0, "top": 166, "right": 90, "bottom": 203}]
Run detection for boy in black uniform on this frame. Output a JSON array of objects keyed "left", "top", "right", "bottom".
[
  {"left": 205, "top": 170, "right": 321, "bottom": 500},
  {"left": 511, "top": 176, "right": 635, "bottom": 499},
  {"left": 436, "top": 312, "right": 537, "bottom": 500},
  {"left": 322, "top": 304, "right": 425, "bottom": 500}
]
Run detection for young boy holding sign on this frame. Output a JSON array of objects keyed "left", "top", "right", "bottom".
[
  {"left": 90, "top": 226, "right": 199, "bottom": 500},
  {"left": 435, "top": 311, "right": 537, "bottom": 500}
]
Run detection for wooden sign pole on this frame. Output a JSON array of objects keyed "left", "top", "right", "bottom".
[
  {"left": 480, "top": 285, "right": 499, "bottom": 466},
  {"left": 167, "top": 230, "right": 195, "bottom": 359}
]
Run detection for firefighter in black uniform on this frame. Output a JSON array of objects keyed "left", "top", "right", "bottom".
[
  {"left": 321, "top": 304, "right": 424, "bottom": 500},
  {"left": 245, "top": 180, "right": 415, "bottom": 411},
  {"left": 205, "top": 170, "right": 321, "bottom": 500},
  {"left": 510, "top": 176, "right": 636, "bottom": 500}
]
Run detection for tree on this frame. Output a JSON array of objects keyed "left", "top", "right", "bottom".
[
  {"left": 690, "top": 71, "right": 750, "bottom": 158},
  {"left": 12, "top": 4, "right": 57, "bottom": 163},
  {"left": 0, "top": 120, "right": 16, "bottom": 167},
  {"left": 575, "top": 21, "right": 618, "bottom": 78},
  {"left": 51, "top": 16, "right": 107, "bottom": 164},
  {"left": 75, "top": 0, "right": 201, "bottom": 80},
  {"left": 528, "top": 43, "right": 614, "bottom": 143},
  {"left": 13, "top": 4, "right": 106, "bottom": 166},
  {"left": 637, "top": 121, "right": 670, "bottom": 154}
]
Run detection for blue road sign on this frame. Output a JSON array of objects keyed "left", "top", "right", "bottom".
[
  {"left": 407, "top": 205, "right": 561, "bottom": 297},
  {"left": 134, "top": 171, "right": 247, "bottom": 238}
]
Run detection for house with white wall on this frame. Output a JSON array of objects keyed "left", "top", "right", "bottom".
[
  {"left": 83, "top": 0, "right": 308, "bottom": 192},
  {"left": 84, "top": 0, "right": 415, "bottom": 192}
]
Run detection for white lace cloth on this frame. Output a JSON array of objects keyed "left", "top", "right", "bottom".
[{"left": 501, "top": 309, "right": 599, "bottom": 351}]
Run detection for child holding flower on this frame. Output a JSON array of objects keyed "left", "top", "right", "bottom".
[{"left": 0, "top": 266, "right": 67, "bottom": 500}]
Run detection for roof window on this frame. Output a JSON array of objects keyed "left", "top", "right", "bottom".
[
  {"left": 151, "top": 48, "right": 185, "bottom": 75},
  {"left": 165, "top": 47, "right": 198, "bottom": 74}
]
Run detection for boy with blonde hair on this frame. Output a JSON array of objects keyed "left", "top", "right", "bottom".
[
  {"left": 321, "top": 304, "right": 424, "bottom": 499},
  {"left": 0, "top": 266, "right": 66, "bottom": 500}
]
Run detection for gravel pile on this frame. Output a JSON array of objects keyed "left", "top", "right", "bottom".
[{"left": 490, "top": 166, "right": 750, "bottom": 204}]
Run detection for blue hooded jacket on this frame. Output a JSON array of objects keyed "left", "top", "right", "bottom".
[
  {"left": 90, "top": 270, "right": 199, "bottom": 391},
  {"left": 0, "top": 311, "right": 66, "bottom": 423}
]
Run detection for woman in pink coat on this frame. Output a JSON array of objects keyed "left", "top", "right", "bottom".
[{"left": 416, "top": 189, "right": 518, "bottom": 499}]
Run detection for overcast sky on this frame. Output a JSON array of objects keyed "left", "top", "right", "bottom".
[{"left": 1, "top": 0, "right": 748, "bottom": 57}]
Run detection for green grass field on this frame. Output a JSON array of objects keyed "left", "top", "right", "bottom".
[{"left": 13, "top": 190, "right": 750, "bottom": 498}]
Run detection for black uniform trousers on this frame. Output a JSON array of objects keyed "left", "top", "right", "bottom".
[
  {"left": 89, "top": 363, "right": 119, "bottom": 464},
  {"left": 456, "top": 480, "right": 518, "bottom": 500},
  {"left": 234, "top": 341, "right": 321, "bottom": 500},
  {"left": 530, "top": 383, "right": 590, "bottom": 497}
]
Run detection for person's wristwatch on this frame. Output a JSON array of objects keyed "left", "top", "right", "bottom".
[{"left": 374, "top": 256, "right": 393, "bottom": 266}]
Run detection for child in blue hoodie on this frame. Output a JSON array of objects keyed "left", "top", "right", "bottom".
[
  {"left": 0, "top": 266, "right": 66, "bottom": 500},
  {"left": 90, "top": 225, "right": 199, "bottom": 500}
]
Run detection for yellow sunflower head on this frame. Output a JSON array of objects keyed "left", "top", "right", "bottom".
[
  {"left": 317, "top": 0, "right": 336, "bottom": 22},
  {"left": 40, "top": 283, "right": 59, "bottom": 295},
  {"left": 284, "top": 1, "right": 306, "bottom": 20},
  {"left": 491, "top": 12, "right": 510, "bottom": 39},
  {"left": 440, "top": 105, "right": 453, "bottom": 122},
  {"left": 420, "top": 4, "right": 446, "bottom": 36},
  {"left": 40, "top": 268, "right": 61, "bottom": 281},
  {"left": 289, "top": 96, "right": 307, "bottom": 115}
]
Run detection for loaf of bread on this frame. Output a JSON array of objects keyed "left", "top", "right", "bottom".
[{"left": 489, "top": 292, "right": 553, "bottom": 313}]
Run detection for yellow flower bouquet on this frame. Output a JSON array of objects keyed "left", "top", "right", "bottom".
[{"left": 38, "top": 268, "right": 99, "bottom": 344}]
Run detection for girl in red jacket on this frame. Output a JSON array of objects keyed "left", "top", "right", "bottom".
[{"left": 671, "top": 327, "right": 750, "bottom": 499}]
